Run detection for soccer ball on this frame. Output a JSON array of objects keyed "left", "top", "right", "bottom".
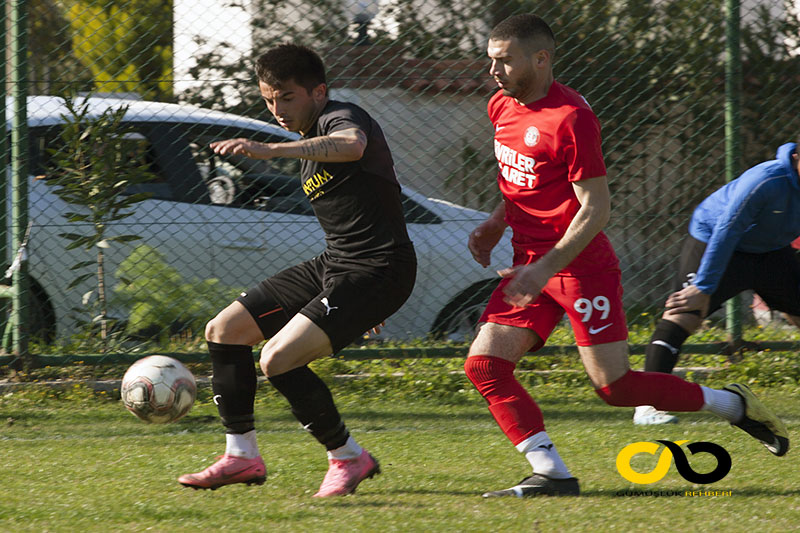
[{"left": 121, "top": 355, "right": 197, "bottom": 423}]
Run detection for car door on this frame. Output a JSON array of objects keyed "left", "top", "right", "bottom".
[
  {"left": 112, "top": 122, "right": 214, "bottom": 282},
  {"left": 182, "top": 124, "right": 326, "bottom": 288},
  {"left": 27, "top": 122, "right": 213, "bottom": 332}
]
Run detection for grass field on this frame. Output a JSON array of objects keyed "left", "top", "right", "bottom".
[{"left": 1, "top": 361, "right": 799, "bottom": 533}]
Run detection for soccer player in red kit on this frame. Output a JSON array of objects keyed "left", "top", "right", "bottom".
[{"left": 465, "top": 13, "right": 789, "bottom": 498}]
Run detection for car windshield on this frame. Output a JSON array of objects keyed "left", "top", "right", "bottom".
[{"left": 189, "top": 134, "right": 311, "bottom": 215}]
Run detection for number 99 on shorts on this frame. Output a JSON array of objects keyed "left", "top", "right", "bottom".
[{"left": 573, "top": 295, "right": 610, "bottom": 322}]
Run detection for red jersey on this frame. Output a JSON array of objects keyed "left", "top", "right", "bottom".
[{"left": 489, "top": 81, "right": 618, "bottom": 274}]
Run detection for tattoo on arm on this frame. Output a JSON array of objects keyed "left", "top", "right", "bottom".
[
  {"left": 300, "top": 137, "right": 340, "bottom": 157},
  {"left": 299, "top": 130, "right": 366, "bottom": 159}
]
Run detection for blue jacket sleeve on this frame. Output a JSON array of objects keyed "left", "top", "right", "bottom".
[{"left": 693, "top": 181, "right": 769, "bottom": 293}]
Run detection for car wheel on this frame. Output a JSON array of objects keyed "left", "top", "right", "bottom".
[{"left": 430, "top": 280, "right": 498, "bottom": 342}]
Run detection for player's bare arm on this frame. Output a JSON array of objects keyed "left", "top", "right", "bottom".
[
  {"left": 468, "top": 201, "right": 507, "bottom": 267},
  {"left": 542, "top": 175, "right": 611, "bottom": 271},
  {"left": 210, "top": 128, "right": 367, "bottom": 162},
  {"left": 500, "top": 175, "right": 610, "bottom": 307}
]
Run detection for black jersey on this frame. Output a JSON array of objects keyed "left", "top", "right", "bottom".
[{"left": 300, "top": 100, "right": 412, "bottom": 258}]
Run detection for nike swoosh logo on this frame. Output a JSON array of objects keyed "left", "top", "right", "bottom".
[
  {"left": 765, "top": 436, "right": 781, "bottom": 454},
  {"left": 588, "top": 323, "right": 613, "bottom": 334},
  {"left": 495, "top": 125, "right": 506, "bottom": 131},
  {"left": 773, "top": 210, "right": 784, "bottom": 214},
  {"left": 220, "top": 465, "right": 259, "bottom": 480}
]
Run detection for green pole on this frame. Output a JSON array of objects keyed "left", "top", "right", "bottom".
[
  {"left": 1, "top": 0, "right": 8, "bottom": 354},
  {"left": 725, "top": 0, "right": 742, "bottom": 348},
  {"left": 1, "top": 0, "right": 7, "bottom": 267},
  {"left": 10, "top": 0, "right": 29, "bottom": 361}
]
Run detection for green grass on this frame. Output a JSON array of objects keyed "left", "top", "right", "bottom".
[
  {"left": 22, "top": 321, "right": 800, "bottom": 361},
  {"left": 1, "top": 375, "right": 799, "bottom": 532}
]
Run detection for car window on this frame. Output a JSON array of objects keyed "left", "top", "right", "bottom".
[
  {"left": 30, "top": 125, "right": 172, "bottom": 199},
  {"left": 186, "top": 127, "right": 311, "bottom": 215},
  {"left": 32, "top": 122, "right": 440, "bottom": 224},
  {"left": 29, "top": 130, "right": 49, "bottom": 175},
  {"left": 117, "top": 132, "right": 173, "bottom": 200}
]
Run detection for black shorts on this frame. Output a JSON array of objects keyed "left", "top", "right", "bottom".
[
  {"left": 236, "top": 246, "right": 416, "bottom": 353},
  {"left": 675, "top": 235, "right": 800, "bottom": 316}
]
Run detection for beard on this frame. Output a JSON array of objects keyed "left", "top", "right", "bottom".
[{"left": 499, "top": 70, "right": 535, "bottom": 100}]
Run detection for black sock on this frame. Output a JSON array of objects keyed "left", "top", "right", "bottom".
[
  {"left": 208, "top": 341, "right": 257, "bottom": 434},
  {"left": 645, "top": 320, "right": 691, "bottom": 373},
  {"left": 268, "top": 366, "right": 350, "bottom": 450}
]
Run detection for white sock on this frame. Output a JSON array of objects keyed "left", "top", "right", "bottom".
[
  {"left": 516, "top": 431, "right": 572, "bottom": 479},
  {"left": 327, "top": 436, "right": 363, "bottom": 461},
  {"left": 700, "top": 386, "right": 744, "bottom": 423},
  {"left": 225, "top": 430, "right": 260, "bottom": 459}
]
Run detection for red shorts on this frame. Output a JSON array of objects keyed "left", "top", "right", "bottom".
[{"left": 480, "top": 268, "right": 629, "bottom": 351}]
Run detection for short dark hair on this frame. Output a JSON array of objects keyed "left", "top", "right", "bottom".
[
  {"left": 490, "top": 14, "right": 556, "bottom": 58},
  {"left": 255, "top": 44, "right": 326, "bottom": 93}
]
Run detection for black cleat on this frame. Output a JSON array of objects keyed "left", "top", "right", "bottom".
[
  {"left": 724, "top": 383, "right": 789, "bottom": 456},
  {"left": 482, "top": 474, "right": 580, "bottom": 498}
]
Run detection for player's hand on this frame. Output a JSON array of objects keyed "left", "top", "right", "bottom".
[
  {"left": 209, "top": 138, "right": 275, "bottom": 159},
  {"left": 468, "top": 218, "right": 506, "bottom": 267},
  {"left": 498, "top": 263, "right": 552, "bottom": 307},
  {"left": 664, "top": 285, "right": 710, "bottom": 317}
]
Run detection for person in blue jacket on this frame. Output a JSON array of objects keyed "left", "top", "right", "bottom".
[{"left": 634, "top": 141, "right": 800, "bottom": 425}]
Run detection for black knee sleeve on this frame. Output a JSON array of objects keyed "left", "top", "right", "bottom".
[
  {"left": 268, "top": 366, "right": 349, "bottom": 450},
  {"left": 208, "top": 341, "right": 257, "bottom": 434},
  {"left": 645, "top": 320, "right": 690, "bottom": 373}
]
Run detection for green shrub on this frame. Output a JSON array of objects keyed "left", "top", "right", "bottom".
[{"left": 113, "top": 244, "right": 241, "bottom": 340}]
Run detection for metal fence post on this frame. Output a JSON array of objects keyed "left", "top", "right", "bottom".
[
  {"left": 724, "top": 0, "right": 743, "bottom": 351},
  {"left": 10, "top": 0, "right": 29, "bottom": 363},
  {"left": 0, "top": 0, "right": 8, "bottom": 356},
  {"left": 1, "top": 0, "right": 7, "bottom": 266}
]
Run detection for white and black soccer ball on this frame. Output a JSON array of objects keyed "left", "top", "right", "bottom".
[{"left": 121, "top": 355, "right": 197, "bottom": 423}]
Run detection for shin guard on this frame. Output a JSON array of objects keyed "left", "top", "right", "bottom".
[
  {"left": 268, "top": 366, "right": 350, "bottom": 450},
  {"left": 595, "top": 370, "right": 704, "bottom": 411},
  {"left": 645, "top": 320, "right": 690, "bottom": 373},
  {"left": 464, "top": 355, "right": 544, "bottom": 446},
  {"left": 208, "top": 341, "right": 257, "bottom": 434}
]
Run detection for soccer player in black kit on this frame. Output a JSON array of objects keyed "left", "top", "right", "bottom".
[{"left": 178, "top": 44, "right": 417, "bottom": 497}]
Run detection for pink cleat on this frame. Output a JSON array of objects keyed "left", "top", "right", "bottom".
[
  {"left": 313, "top": 449, "right": 381, "bottom": 497},
  {"left": 178, "top": 454, "right": 266, "bottom": 490}
]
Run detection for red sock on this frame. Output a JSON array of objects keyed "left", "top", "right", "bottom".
[
  {"left": 595, "top": 370, "right": 704, "bottom": 411},
  {"left": 464, "top": 355, "right": 544, "bottom": 445}
]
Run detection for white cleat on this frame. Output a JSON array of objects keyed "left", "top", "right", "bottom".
[{"left": 633, "top": 405, "right": 679, "bottom": 425}]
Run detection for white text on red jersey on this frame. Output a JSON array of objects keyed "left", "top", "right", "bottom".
[{"left": 494, "top": 139, "right": 537, "bottom": 188}]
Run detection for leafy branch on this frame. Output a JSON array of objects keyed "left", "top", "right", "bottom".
[{"left": 45, "top": 96, "right": 155, "bottom": 348}]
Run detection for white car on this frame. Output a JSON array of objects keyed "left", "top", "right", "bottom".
[{"left": 10, "top": 96, "right": 512, "bottom": 343}]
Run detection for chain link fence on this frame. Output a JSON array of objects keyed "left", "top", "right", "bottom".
[{"left": 2, "top": 0, "right": 800, "bottom": 364}]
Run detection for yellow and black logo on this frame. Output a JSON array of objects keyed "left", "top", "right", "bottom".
[
  {"left": 616, "top": 440, "right": 731, "bottom": 485},
  {"left": 303, "top": 169, "right": 334, "bottom": 200}
]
